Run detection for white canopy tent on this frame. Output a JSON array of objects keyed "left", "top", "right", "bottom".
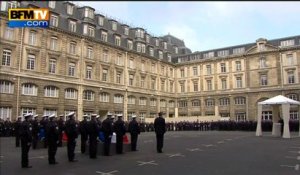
[{"left": 256, "top": 95, "right": 300, "bottom": 138}]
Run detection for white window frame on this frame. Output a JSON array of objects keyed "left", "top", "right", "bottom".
[
  {"left": 4, "top": 27, "right": 14, "bottom": 40},
  {"left": 48, "top": 1, "right": 56, "bottom": 8},
  {"left": 21, "top": 108, "right": 36, "bottom": 116},
  {"left": 69, "top": 42, "right": 76, "bottom": 54},
  {"left": 87, "top": 47, "right": 93, "bottom": 59},
  {"left": 99, "top": 92, "right": 110, "bottom": 102},
  {"left": 44, "top": 86, "right": 58, "bottom": 97},
  {"left": 65, "top": 88, "right": 77, "bottom": 99},
  {"left": 22, "top": 84, "right": 37, "bottom": 96},
  {"left": 0, "top": 107, "right": 12, "bottom": 120},
  {"left": 102, "top": 69, "right": 108, "bottom": 82},
  {"left": 127, "top": 40, "right": 133, "bottom": 50},
  {"left": 101, "top": 31, "right": 108, "bottom": 42},
  {"left": 114, "top": 94, "right": 124, "bottom": 103},
  {"left": 0, "top": 80, "right": 14, "bottom": 94},
  {"left": 83, "top": 90, "right": 94, "bottom": 101},
  {"left": 27, "top": 54, "right": 35, "bottom": 70},
  {"left": 115, "top": 36, "right": 121, "bottom": 46},
  {"left": 86, "top": 66, "right": 92, "bottom": 79},
  {"left": 68, "top": 62, "right": 75, "bottom": 77},
  {"left": 50, "top": 14, "right": 58, "bottom": 27},
  {"left": 2, "top": 49, "right": 11, "bottom": 66},
  {"left": 48, "top": 58, "right": 56, "bottom": 74},
  {"left": 128, "top": 96, "right": 136, "bottom": 105},
  {"left": 50, "top": 37, "right": 58, "bottom": 51},
  {"left": 67, "top": 4, "right": 73, "bottom": 15},
  {"left": 28, "top": 31, "right": 36, "bottom": 45},
  {"left": 69, "top": 21, "right": 76, "bottom": 32}
]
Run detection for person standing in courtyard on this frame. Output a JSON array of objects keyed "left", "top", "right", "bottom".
[
  {"left": 20, "top": 113, "right": 33, "bottom": 168},
  {"left": 128, "top": 115, "right": 140, "bottom": 151},
  {"left": 65, "top": 112, "right": 79, "bottom": 162},
  {"left": 113, "top": 114, "right": 126, "bottom": 154},
  {"left": 88, "top": 114, "right": 100, "bottom": 159},
  {"left": 101, "top": 112, "right": 114, "bottom": 156},
  {"left": 46, "top": 114, "right": 59, "bottom": 165},
  {"left": 79, "top": 115, "right": 89, "bottom": 154},
  {"left": 154, "top": 112, "right": 166, "bottom": 153},
  {"left": 14, "top": 116, "right": 22, "bottom": 147}
]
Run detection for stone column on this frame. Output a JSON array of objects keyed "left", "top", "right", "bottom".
[{"left": 256, "top": 104, "right": 263, "bottom": 136}]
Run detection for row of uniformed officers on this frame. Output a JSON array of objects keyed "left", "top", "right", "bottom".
[{"left": 18, "top": 112, "right": 141, "bottom": 168}]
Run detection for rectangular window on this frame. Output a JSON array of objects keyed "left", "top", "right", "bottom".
[
  {"left": 28, "top": 31, "right": 36, "bottom": 45},
  {"left": 262, "top": 111, "right": 272, "bottom": 121},
  {"left": 116, "top": 72, "right": 121, "bottom": 84},
  {"left": 129, "top": 74, "right": 134, "bottom": 86},
  {"left": 87, "top": 47, "right": 93, "bottom": 59},
  {"left": 141, "top": 44, "right": 146, "bottom": 53},
  {"left": 141, "top": 62, "right": 145, "bottom": 72},
  {"left": 69, "top": 21, "right": 76, "bottom": 32},
  {"left": 178, "top": 101, "right": 187, "bottom": 108},
  {"left": 4, "top": 27, "right": 14, "bottom": 40},
  {"left": 44, "top": 109, "right": 57, "bottom": 116},
  {"left": 44, "top": 87, "right": 58, "bottom": 97},
  {"left": 235, "top": 97, "right": 246, "bottom": 105},
  {"left": 174, "top": 46, "right": 178, "bottom": 54},
  {"left": 0, "top": 107, "right": 12, "bottom": 120},
  {"left": 84, "top": 91, "right": 94, "bottom": 101},
  {"left": 69, "top": 42, "right": 76, "bottom": 54},
  {"left": 140, "top": 77, "right": 145, "bottom": 88},
  {"left": 67, "top": 4, "right": 73, "bottom": 15},
  {"left": 236, "top": 77, "right": 242, "bottom": 88},
  {"left": 218, "top": 50, "right": 229, "bottom": 57},
  {"left": 103, "top": 50, "right": 109, "bottom": 62},
  {"left": 84, "top": 8, "right": 94, "bottom": 19},
  {"left": 88, "top": 26, "right": 95, "bottom": 37},
  {"left": 27, "top": 54, "right": 35, "bottom": 70},
  {"left": 112, "top": 21, "right": 117, "bottom": 31},
  {"left": 260, "top": 57, "right": 267, "bottom": 68},
  {"left": 236, "top": 113, "right": 246, "bottom": 121},
  {"left": 116, "top": 54, "right": 123, "bottom": 66},
  {"left": 137, "top": 43, "right": 141, "bottom": 52},
  {"left": 1, "top": 1, "right": 18, "bottom": 11},
  {"left": 98, "top": 16, "right": 104, "bottom": 26},
  {"left": 163, "top": 42, "right": 167, "bottom": 49},
  {"left": 206, "top": 65, "right": 212, "bottom": 75},
  {"left": 290, "top": 111, "right": 299, "bottom": 120},
  {"left": 48, "top": 1, "right": 56, "bottom": 8},
  {"left": 236, "top": 61, "right": 241, "bottom": 71},
  {"left": 193, "top": 81, "right": 198, "bottom": 92},
  {"left": 102, "top": 69, "right": 108, "bottom": 82},
  {"left": 48, "top": 59, "right": 56, "bottom": 74},
  {"left": 150, "top": 99, "right": 157, "bottom": 106},
  {"left": 233, "top": 47, "right": 245, "bottom": 55},
  {"left": 68, "top": 63, "right": 75, "bottom": 76},
  {"left": 2, "top": 49, "right": 11, "bottom": 66},
  {"left": 146, "top": 35, "right": 150, "bottom": 43},
  {"left": 151, "top": 78, "right": 156, "bottom": 90},
  {"left": 124, "top": 27, "right": 129, "bottom": 35},
  {"left": 22, "top": 84, "right": 37, "bottom": 96},
  {"left": 221, "top": 79, "right": 227, "bottom": 90},
  {"left": 158, "top": 51, "right": 163, "bottom": 59},
  {"left": 21, "top": 108, "right": 36, "bottom": 116},
  {"left": 50, "top": 15, "right": 58, "bottom": 27},
  {"left": 260, "top": 74, "right": 268, "bottom": 86},
  {"left": 280, "top": 40, "right": 295, "bottom": 47},
  {"left": 149, "top": 47, "right": 154, "bottom": 57},
  {"left": 114, "top": 95, "right": 123, "bottom": 103},
  {"left": 86, "top": 66, "right": 92, "bottom": 79},
  {"left": 155, "top": 39, "right": 159, "bottom": 47},
  {"left": 220, "top": 63, "right": 226, "bottom": 73},
  {"left": 180, "top": 69, "right": 185, "bottom": 78},
  {"left": 288, "top": 72, "right": 295, "bottom": 84},
  {"left": 207, "top": 80, "right": 212, "bottom": 91},
  {"left": 129, "top": 59, "right": 134, "bottom": 69},
  {"left": 50, "top": 37, "right": 58, "bottom": 51},
  {"left": 115, "top": 36, "right": 121, "bottom": 46},
  {"left": 99, "top": 93, "right": 109, "bottom": 102},
  {"left": 193, "top": 67, "right": 198, "bottom": 76},
  {"left": 139, "top": 98, "right": 146, "bottom": 105},
  {"left": 101, "top": 31, "right": 108, "bottom": 42},
  {"left": 180, "top": 83, "right": 185, "bottom": 92},
  {"left": 286, "top": 54, "right": 294, "bottom": 66},
  {"left": 192, "top": 100, "right": 200, "bottom": 107},
  {"left": 127, "top": 40, "right": 133, "bottom": 50}
]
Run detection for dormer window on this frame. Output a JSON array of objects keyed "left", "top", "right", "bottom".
[
  {"left": 1, "top": 1, "right": 19, "bottom": 11},
  {"left": 84, "top": 8, "right": 94, "bottom": 19},
  {"left": 135, "top": 29, "right": 144, "bottom": 38},
  {"left": 49, "top": 1, "right": 56, "bottom": 9},
  {"left": 163, "top": 42, "right": 167, "bottom": 49},
  {"left": 98, "top": 16, "right": 104, "bottom": 26},
  {"left": 174, "top": 46, "right": 178, "bottom": 54},
  {"left": 141, "top": 44, "right": 146, "bottom": 53},
  {"left": 112, "top": 21, "right": 117, "bottom": 31},
  {"left": 146, "top": 35, "right": 150, "bottom": 43},
  {"left": 137, "top": 43, "right": 141, "bottom": 52},
  {"left": 158, "top": 50, "right": 163, "bottom": 59},
  {"left": 50, "top": 14, "right": 58, "bottom": 27},
  {"left": 67, "top": 4, "right": 74, "bottom": 15},
  {"left": 127, "top": 40, "right": 133, "bottom": 50},
  {"left": 217, "top": 50, "right": 229, "bottom": 57},
  {"left": 149, "top": 47, "right": 154, "bottom": 57},
  {"left": 124, "top": 27, "right": 129, "bottom": 35},
  {"left": 167, "top": 54, "right": 171, "bottom": 62},
  {"left": 280, "top": 39, "right": 295, "bottom": 47},
  {"left": 101, "top": 31, "right": 107, "bottom": 42},
  {"left": 69, "top": 20, "right": 76, "bottom": 32},
  {"left": 155, "top": 39, "right": 159, "bottom": 47},
  {"left": 83, "top": 24, "right": 95, "bottom": 37},
  {"left": 115, "top": 35, "right": 121, "bottom": 46}
]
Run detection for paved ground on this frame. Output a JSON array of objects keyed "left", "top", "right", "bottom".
[{"left": 1, "top": 131, "right": 300, "bottom": 175}]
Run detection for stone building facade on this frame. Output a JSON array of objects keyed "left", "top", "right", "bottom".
[{"left": 0, "top": 1, "right": 299, "bottom": 122}]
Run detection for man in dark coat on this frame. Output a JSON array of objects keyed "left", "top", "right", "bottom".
[
  {"left": 79, "top": 115, "right": 89, "bottom": 154},
  {"left": 14, "top": 116, "right": 22, "bottom": 147},
  {"left": 128, "top": 115, "right": 140, "bottom": 151},
  {"left": 101, "top": 112, "right": 114, "bottom": 156},
  {"left": 20, "top": 113, "right": 33, "bottom": 168},
  {"left": 113, "top": 114, "right": 126, "bottom": 154},
  {"left": 57, "top": 115, "right": 65, "bottom": 147},
  {"left": 154, "top": 112, "right": 166, "bottom": 153},
  {"left": 31, "top": 115, "right": 40, "bottom": 149},
  {"left": 46, "top": 114, "right": 59, "bottom": 164},
  {"left": 88, "top": 114, "right": 100, "bottom": 159},
  {"left": 40, "top": 115, "right": 49, "bottom": 148},
  {"left": 65, "top": 112, "right": 78, "bottom": 162}
]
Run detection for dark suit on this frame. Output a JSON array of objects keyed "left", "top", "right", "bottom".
[
  {"left": 14, "top": 119, "right": 22, "bottom": 147},
  {"left": 101, "top": 118, "right": 113, "bottom": 156},
  {"left": 46, "top": 119, "right": 59, "bottom": 164},
  {"left": 79, "top": 119, "right": 88, "bottom": 154},
  {"left": 20, "top": 120, "right": 32, "bottom": 168},
  {"left": 88, "top": 118, "right": 100, "bottom": 158},
  {"left": 128, "top": 119, "right": 140, "bottom": 151},
  {"left": 65, "top": 118, "right": 78, "bottom": 161},
  {"left": 113, "top": 118, "right": 126, "bottom": 154},
  {"left": 154, "top": 116, "right": 166, "bottom": 153}
]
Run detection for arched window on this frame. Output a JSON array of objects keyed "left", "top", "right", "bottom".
[
  {"left": 99, "top": 92, "right": 110, "bottom": 102},
  {"left": 139, "top": 97, "right": 146, "bottom": 106},
  {"left": 160, "top": 99, "right": 166, "bottom": 107},
  {"left": 0, "top": 80, "right": 14, "bottom": 94},
  {"left": 65, "top": 88, "right": 77, "bottom": 99},
  {"left": 128, "top": 95, "right": 136, "bottom": 105},
  {"left": 114, "top": 94, "right": 123, "bottom": 103},
  {"left": 219, "top": 98, "right": 230, "bottom": 106},
  {"left": 205, "top": 99, "right": 215, "bottom": 107},
  {"left": 83, "top": 90, "right": 94, "bottom": 101},
  {"left": 22, "top": 83, "right": 37, "bottom": 96},
  {"left": 191, "top": 100, "right": 200, "bottom": 107},
  {"left": 150, "top": 98, "right": 157, "bottom": 106},
  {"left": 235, "top": 97, "right": 246, "bottom": 105},
  {"left": 44, "top": 86, "right": 59, "bottom": 97}
]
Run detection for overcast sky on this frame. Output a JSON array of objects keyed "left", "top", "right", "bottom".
[{"left": 78, "top": 1, "right": 300, "bottom": 52}]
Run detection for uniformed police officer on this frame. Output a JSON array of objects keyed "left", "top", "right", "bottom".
[
  {"left": 57, "top": 115, "right": 65, "bottom": 147},
  {"left": 154, "top": 112, "right": 166, "bottom": 153},
  {"left": 46, "top": 114, "right": 59, "bottom": 164},
  {"left": 79, "top": 115, "right": 89, "bottom": 154},
  {"left": 113, "top": 114, "right": 126, "bottom": 154},
  {"left": 65, "top": 112, "right": 78, "bottom": 162},
  {"left": 128, "top": 115, "right": 140, "bottom": 151},
  {"left": 40, "top": 115, "right": 49, "bottom": 148},
  {"left": 31, "top": 115, "right": 39, "bottom": 149},
  {"left": 15, "top": 116, "right": 22, "bottom": 147},
  {"left": 101, "top": 112, "right": 114, "bottom": 156},
  {"left": 20, "top": 113, "right": 33, "bottom": 168},
  {"left": 88, "top": 114, "right": 100, "bottom": 159}
]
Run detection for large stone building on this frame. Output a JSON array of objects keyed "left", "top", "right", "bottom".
[{"left": 0, "top": 1, "right": 299, "bottom": 122}]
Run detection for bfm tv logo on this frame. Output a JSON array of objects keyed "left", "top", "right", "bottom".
[{"left": 8, "top": 8, "right": 49, "bottom": 28}]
